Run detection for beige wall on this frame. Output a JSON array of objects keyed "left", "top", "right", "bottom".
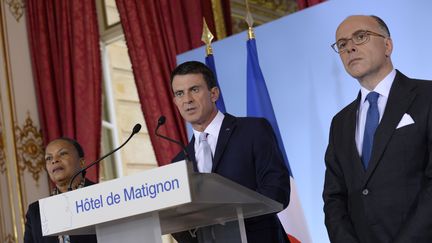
[{"left": 0, "top": 2, "right": 49, "bottom": 243}]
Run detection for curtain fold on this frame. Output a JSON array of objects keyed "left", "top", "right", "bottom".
[
  {"left": 297, "top": 0, "right": 325, "bottom": 10},
  {"left": 26, "top": 0, "right": 102, "bottom": 182},
  {"left": 116, "top": 0, "right": 231, "bottom": 166}
]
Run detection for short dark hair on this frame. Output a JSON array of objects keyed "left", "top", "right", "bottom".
[
  {"left": 370, "top": 15, "right": 390, "bottom": 37},
  {"left": 170, "top": 61, "right": 217, "bottom": 90},
  {"left": 56, "top": 137, "right": 85, "bottom": 158}
]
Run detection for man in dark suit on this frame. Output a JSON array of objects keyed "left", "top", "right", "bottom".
[
  {"left": 170, "top": 61, "right": 291, "bottom": 243},
  {"left": 323, "top": 15, "right": 432, "bottom": 243}
]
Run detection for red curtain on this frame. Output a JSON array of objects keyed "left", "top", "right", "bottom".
[
  {"left": 26, "top": 0, "right": 102, "bottom": 182},
  {"left": 116, "top": 0, "right": 230, "bottom": 166},
  {"left": 297, "top": 0, "right": 325, "bottom": 10}
]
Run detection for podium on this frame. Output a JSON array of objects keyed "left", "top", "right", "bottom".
[{"left": 39, "top": 161, "right": 283, "bottom": 243}]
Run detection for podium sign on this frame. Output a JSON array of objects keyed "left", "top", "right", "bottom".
[
  {"left": 39, "top": 161, "right": 192, "bottom": 236},
  {"left": 39, "top": 160, "right": 283, "bottom": 243}
]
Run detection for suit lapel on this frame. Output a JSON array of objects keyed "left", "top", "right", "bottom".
[
  {"left": 347, "top": 93, "right": 366, "bottom": 175},
  {"left": 186, "top": 136, "right": 198, "bottom": 172},
  {"left": 212, "top": 114, "right": 236, "bottom": 172},
  {"left": 339, "top": 92, "right": 365, "bottom": 176},
  {"left": 363, "top": 71, "right": 417, "bottom": 184}
]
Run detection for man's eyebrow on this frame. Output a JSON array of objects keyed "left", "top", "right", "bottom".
[
  {"left": 336, "top": 35, "right": 349, "bottom": 41},
  {"left": 174, "top": 84, "right": 202, "bottom": 93},
  {"left": 188, "top": 85, "right": 200, "bottom": 90}
]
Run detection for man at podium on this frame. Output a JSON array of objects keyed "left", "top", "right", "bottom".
[{"left": 170, "top": 61, "right": 291, "bottom": 243}]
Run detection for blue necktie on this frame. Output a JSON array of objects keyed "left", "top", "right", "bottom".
[{"left": 362, "top": 92, "right": 380, "bottom": 169}]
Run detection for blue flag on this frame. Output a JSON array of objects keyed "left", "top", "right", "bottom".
[
  {"left": 246, "top": 38, "right": 292, "bottom": 175},
  {"left": 205, "top": 54, "right": 227, "bottom": 113}
]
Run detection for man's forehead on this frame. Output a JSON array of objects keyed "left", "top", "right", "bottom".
[
  {"left": 172, "top": 74, "right": 205, "bottom": 89},
  {"left": 336, "top": 15, "right": 377, "bottom": 38}
]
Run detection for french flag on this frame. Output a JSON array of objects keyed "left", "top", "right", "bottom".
[{"left": 246, "top": 37, "right": 311, "bottom": 243}]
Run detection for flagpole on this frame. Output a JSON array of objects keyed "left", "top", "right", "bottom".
[
  {"left": 244, "top": 1, "right": 255, "bottom": 40},
  {"left": 201, "top": 18, "right": 227, "bottom": 113},
  {"left": 201, "top": 18, "right": 214, "bottom": 56}
]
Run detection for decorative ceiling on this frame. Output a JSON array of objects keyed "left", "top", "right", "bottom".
[{"left": 230, "top": 0, "right": 299, "bottom": 34}]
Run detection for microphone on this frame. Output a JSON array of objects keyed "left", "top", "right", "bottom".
[
  {"left": 155, "top": 115, "right": 190, "bottom": 162},
  {"left": 68, "top": 123, "right": 142, "bottom": 191}
]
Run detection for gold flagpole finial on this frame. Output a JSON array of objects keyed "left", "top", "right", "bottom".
[
  {"left": 245, "top": 0, "right": 255, "bottom": 39},
  {"left": 201, "top": 18, "right": 214, "bottom": 56}
]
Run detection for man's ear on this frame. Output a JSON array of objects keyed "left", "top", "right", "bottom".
[
  {"left": 210, "top": 86, "right": 220, "bottom": 103},
  {"left": 384, "top": 37, "right": 393, "bottom": 57}
]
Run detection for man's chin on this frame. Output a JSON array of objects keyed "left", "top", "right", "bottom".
[
  {"left": 183, "top": 113, "right": 199, "bottom": 122},
  {"left": 347, "top": 68, "right": 366, "bottom": 79}
]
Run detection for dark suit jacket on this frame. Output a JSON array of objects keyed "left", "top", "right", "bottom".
[
  {"left": 323, "top": 70, "right": 432, "bottom": 243},
  {"left": 172, "top": 114, "right": 291, "bottom": 243},
  {"left": 24, "top": 180, "right": 98, "bottom": 243}
]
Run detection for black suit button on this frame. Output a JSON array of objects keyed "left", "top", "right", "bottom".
[{"left": 362, "top": 189, "right": 369, "bottom": 196}]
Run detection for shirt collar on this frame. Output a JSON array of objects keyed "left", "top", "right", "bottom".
[
  {"left": 360, "top": 69, "right": 396, "bottom": 103},
  {"left": 193, "top": 111, "right": 225, "bottom": 142}
]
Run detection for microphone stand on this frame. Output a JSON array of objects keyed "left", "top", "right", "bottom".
[
  {"left": 67, "top": 124, "right": 142, "bottom": 191},
  {"left": 155, "top": 116, "right": 191, "bottom": 163}
]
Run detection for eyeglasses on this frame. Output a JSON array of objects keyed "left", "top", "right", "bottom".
[{"left": 331, "top": 30, "right": 387, "bottom": 53}]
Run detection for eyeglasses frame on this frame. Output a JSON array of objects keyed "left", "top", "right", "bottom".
[{"left": 331, "top": 30, "right": 387, "bottom": 53}]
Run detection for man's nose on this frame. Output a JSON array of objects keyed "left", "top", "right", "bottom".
[
  {"left": 345, "top": 39, "right": 357, "bottom": 53},
  {"left": 183, "top": 92, "right": 193, "bottom": 103}
]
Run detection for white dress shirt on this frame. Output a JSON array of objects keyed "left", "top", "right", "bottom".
[
  {"left": 193, "top": 111, "right": 225, "bottom": 169},
  {"left": 356, "top": 69, "right": 396, "bottom": 156}
]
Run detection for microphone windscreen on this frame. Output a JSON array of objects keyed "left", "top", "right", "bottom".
[
  {"left": 133, "top": 123, "right": 142, "bottom": 134},
  {"left": 158, "top": 116, "right": 166, "bottom": 126}
]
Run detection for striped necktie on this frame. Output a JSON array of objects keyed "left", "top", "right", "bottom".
[{"left": 197, "top": 132, "right": 213, "bottom": 173}]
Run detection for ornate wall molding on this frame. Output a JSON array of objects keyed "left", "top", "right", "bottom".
[
  {"left": 4, "top": 234, "right": 15, "bottom": 243},
  {"left": 15, "top": 114, "right": 44, "bottom": 182},
  {"left": 0, "top": 126, "right": 5, "bottom": 174},
  {"left": 211, "top": 0, "right": 227, "bottom": 39},
  {"left": 4, "top": 0, "right": 25, "bottom": 22}
]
